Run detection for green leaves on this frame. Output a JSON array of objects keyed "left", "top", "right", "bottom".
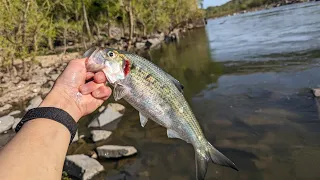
[{"left": 0, "top": 0, "right": 203, "bottom": 73}]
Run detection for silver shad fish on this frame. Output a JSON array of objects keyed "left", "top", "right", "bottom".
[{"left": 83, "top": 47, "right": 238, "bottom": 179}]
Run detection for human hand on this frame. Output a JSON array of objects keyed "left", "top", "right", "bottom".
[{"left": 40, "top": 58, "right": 111, "bottom": 122}]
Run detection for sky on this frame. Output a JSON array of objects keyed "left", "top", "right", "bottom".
[{"left": 203, "top": 0, "right": 231, "bottom": 8}]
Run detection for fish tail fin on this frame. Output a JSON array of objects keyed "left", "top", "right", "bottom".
[
  {"left": 194, "top": 140, "right": 239, "bottom": 180},
  {"left": 206, "top": 141, "right": 239, "bottom": 171},
  {"left": 195, "top": 149, "right": 208, "bottom": 180}
]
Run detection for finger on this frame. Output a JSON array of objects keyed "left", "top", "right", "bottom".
[
  {"left": 92, "top": 86, "right": 112, "bottom": 99},
  {"left": 68, "top": 58, "right": 88, "bottom": 67},
  {"left": 94, "top": 71, "right": 107, "bottom": 84},
  {"left": 79, "top": 81, "right": 103, "bottom": 95},
  {"left": 86, "top": 72, "right": 95, "bottom": 80}
]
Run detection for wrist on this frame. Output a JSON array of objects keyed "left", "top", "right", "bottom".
[{"left": 39, "top": 87, "right": 82, "bottom": 122}]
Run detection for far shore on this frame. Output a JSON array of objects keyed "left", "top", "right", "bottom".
[{"left": 206, "top": 0, "right": 318, "bottom": 19}]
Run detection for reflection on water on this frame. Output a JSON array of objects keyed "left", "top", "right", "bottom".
[
  {"left": 72, "top": 2, "right": 320, "bottom": 180},
  {"left": 206, "top": 2, "right": 320, "bottom": 62}
]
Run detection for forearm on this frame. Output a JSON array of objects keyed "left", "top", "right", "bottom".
[
  {"left": 0, "top": 58, "right": 110, "bottom": 180},
  {"left": 0, "top": 118, "right": 70, "bottom": 180}
]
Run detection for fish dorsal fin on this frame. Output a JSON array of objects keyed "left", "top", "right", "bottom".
[
  {"left": 113, "top": 84, "right": 130, "bottom": 101},
  {"left": 139, "top": 112, "right": 148, "bottom": 127},
  {"left": 165, "top": 73, "right": 184, "bottom": 93}
]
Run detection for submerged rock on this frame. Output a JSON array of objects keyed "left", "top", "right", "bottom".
[
  {"left": 109, "top": 103, "right": 125, "bottom": 113},
  {"left": 313, "top": 88, "right": 320, "bottom": 97},
  {"left": 88, "top": 103, "right": 124, "bottom": 128},
  {"left": 64, "top": 154, "right": 104, "bottom": 180},
  {"left": 26, "top": 96, "right": 43, "bottom": 111},
  {"left": 98, "top": 106, "right": 105, "bottom": 112},
  {"left": 0, "top": 115, "right": 15, "bottom": 133},
  {"left": 91, "top": 130, "right": 112, "bottom": 142},
  {"left": 96, "top": 145, "right": 137, "bottom": 158}
]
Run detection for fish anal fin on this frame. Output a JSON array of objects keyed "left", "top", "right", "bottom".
[
  {"left": 139, "top": 112, "right": 148, "bottom": 127},
  {"left": 113, "top": 84, "right": 130, "bottom": 101},
  {"left": 167, "top": 129, "right": 180, "bottom": 139}
]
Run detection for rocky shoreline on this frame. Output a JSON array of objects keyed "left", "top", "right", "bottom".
[{"left": 0, "top": 23, "right": 203, "bottom": 112}]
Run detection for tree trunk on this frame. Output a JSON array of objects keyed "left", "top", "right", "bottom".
[
  {"left": 142, "top": 23, "right": 146, "bottom": 36},
  {"left": 33, "top": 33, "right": 38, "bottom": 54},
  {"left": 21, "top": 0, "right": 30, "bottom": 75},
  {"left": 81, "top": 0, "right": 92, "bottom": 40},
  {"left": 94, "top": 21, "right": 100, "bottom": 40},
  {"left": 128, "top": 1, "right": 134, "bottom": 41},
  {"left": 48, "top": 37, "right": 54, "bottom": 50},
  {"left": 82, "top": 34, "right": 87, "bottom": 50},
  {"left": 121, "top": 21, "right": 126, "bottom": 37},
  {"left": 63, "top": 25, "right": 67, "bottom": 54},
  {"left": 21, "top": 0, "right": 30, "bottom": 45}
]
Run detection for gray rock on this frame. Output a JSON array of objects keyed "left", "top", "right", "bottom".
[
  {"left": 64, "top": 154, "right": 104, "bottom": 180},
  {"left": 12, "top": 118, "right": 21, "bottom": 130},
  {"left": 50, "top": 74, "right": 59, "bottom": 81},
  {"left": 155, "top": 32, "right": 165, "bottom": 41},
  {"left": 48, "top": 81, "right": 55, "bottom": 88},
  {"left": 313, "top": 88, "right": 320, "bottom": 97},
  {"left": 8, "top": 110, "right": 21, "bottom": 116},
  {"left": 96, "top": 145, "right": 137, "bottom": 158},
  {"left": 91, "top": 130, "right": 112, "bottom": 142},
  {"left": 26, "top": 96, "right": 43, "bottom": 111},
  {"left": 72, "top": 131, "right": 79, "bottom": 143},
  {"left": 40, "top": 87, "right": 51, "bottom": 95},
  {"left": 135, "top": 42, "right": 146, "bottom": 49},
  {"left": 0, "top": 115, "right": 15, "bottom": 133},
  {"left": 0, "top": 104, "right": 12, "bottom": 112},
  {"left": 109, "top": 27, "right": 122, "bottom": 40},
  {"left": 146, "top": 38, "right": 161, "bottom": 48},
  {"left": 32, "top": 88, "right": 40, "bottom": 93},
  {"left": 88, "top": 104, "right": 123, "bottom": 128}
]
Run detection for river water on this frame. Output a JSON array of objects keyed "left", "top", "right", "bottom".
[{"left": 72, "top": 2, "right": 320, "bottom": 180}]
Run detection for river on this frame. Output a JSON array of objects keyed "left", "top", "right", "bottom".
[{"left": 72, "top": 2, "right": 320, "bottom": 180}]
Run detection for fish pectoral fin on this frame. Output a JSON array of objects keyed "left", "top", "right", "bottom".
[
  {"left": 171, "top": 79, "right": 184, "bottom": 93},
  {"left": 165, "top": 72, "right": 184, "bottom": 93},
  {"left": 139, "top": 112, "right": 148, "bottom": 127},
  {"left": 113, "top": 84, "right": 130, "bottom": 101},
  {"left": 167, "top": 73, "right": 184, "bottom": 93}
]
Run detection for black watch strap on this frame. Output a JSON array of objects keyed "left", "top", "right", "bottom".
[{"left": 15, "top": 107, "right": 78, "bottom": 144}]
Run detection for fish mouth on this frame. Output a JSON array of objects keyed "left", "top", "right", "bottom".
[{"left": 83, "top": 47, "right": 99, "bottom": 58}]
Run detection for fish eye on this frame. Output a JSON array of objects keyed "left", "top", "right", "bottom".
[{"left": 108, "top": 51, "right": 115, "bottom": 58}]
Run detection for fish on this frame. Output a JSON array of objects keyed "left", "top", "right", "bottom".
[{"left": 83, "top": 47, "right": 239, "bottom": 179}]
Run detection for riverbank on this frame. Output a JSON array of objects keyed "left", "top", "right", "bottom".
[{"left": 0, "top": 21, "right": 205, "bottom": 113}]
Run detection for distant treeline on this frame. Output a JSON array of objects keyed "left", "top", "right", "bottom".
[
  {"left": 0, "top": 0, "right": 203, "bottom": 74},
  {"left": 206, "top": 0, "right": 308, "bottom": 18}
]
